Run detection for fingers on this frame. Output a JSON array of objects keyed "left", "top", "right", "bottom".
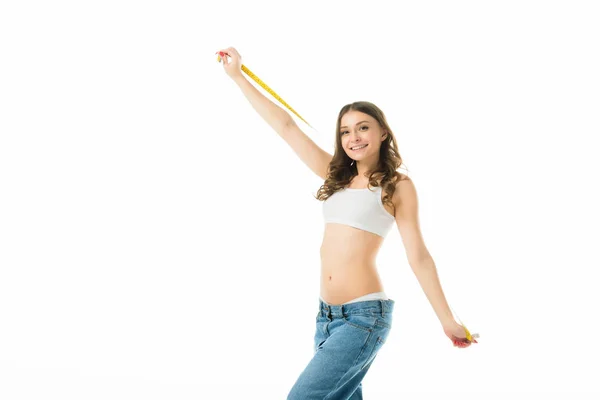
[
  {"left": 215, "top": 50, "right": 228, "bottom": 60},
  {"left": 452, "top": 335, "right": 473, "bottom": 348},
  {"left": 225, "top": 47, "right": 241, "bottom": 59},
  {"left": 215, "top": 47, "right": 241, "bottom": 63},
  {"left": 453, "top": 340, "right": 471, "bottom": 348}
]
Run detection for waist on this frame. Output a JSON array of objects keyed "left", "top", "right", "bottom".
[
  {"left": 317, "top": 295, "right": 395, "bottom": 317},
  {"left": 321, "top": 250, "right": 376, "bottom": 273},
  {"left": 319, "top": 291, "right": 389, "bottom": 305}
]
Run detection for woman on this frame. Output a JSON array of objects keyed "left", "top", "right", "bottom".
[{"left": 217, "top": 47, "right": 473, "bottom": 400}]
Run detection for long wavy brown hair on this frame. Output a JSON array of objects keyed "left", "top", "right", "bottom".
[{"left": 314, "top": 101, "right": 410, "bottom": 215}]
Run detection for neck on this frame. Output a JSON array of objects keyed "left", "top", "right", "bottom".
[{"left": 355, "top": 160, "right": 378, "bottom": 178}]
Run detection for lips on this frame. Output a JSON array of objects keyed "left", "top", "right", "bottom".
[{"left": 350, "top": 144, "right": 368, "bottom": 151}]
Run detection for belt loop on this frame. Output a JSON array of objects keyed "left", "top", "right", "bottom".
[{"left": 380, "top": 300, "right": 384, "bottom": 317}]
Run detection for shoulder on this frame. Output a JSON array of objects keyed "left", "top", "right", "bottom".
[{"left": 391, "top": 173, "right": 415, "bottom": 215}]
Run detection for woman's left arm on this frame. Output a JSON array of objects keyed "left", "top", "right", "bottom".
[
  {"left": 394, "top": 177, "right": 475, "bottom": 346},
  {"left": 393, "top": 177, "right": 454, "bottom": 327}
]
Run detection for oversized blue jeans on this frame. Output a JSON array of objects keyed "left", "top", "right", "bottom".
[{"left": 287, "top": 298, "right": 395, "bottom": 399}]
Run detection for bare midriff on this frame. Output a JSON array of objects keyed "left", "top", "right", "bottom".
[{"left": 319, "top": 182, "right": 395, "bottom": 305}]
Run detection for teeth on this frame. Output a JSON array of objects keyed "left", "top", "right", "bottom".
[{"left": 351, "top": 144, "right": 367, "bottom": 150}]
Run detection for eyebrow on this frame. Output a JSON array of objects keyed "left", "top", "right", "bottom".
[{"left": 340, "top": 120, "right": 370, "bottom": 129}]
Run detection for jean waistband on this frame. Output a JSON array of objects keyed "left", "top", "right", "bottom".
[{"left": 318, "top": 298, "right": 395, "bottom": 318}]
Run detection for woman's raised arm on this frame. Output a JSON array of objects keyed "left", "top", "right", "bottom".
[{"left": 218, "top": 47, "right": 292, "bottom": 135}]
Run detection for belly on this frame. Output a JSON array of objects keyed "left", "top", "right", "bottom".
[{"left": 319, "top": 223, "right": 385, "bottom": 305}]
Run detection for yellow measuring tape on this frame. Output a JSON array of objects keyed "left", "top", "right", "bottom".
[
  {"left": 217, "top": 52, "right": 313, "bottom": 129},
  {"left": 451, "top": 305, "right": 480, "bottom": 343}
]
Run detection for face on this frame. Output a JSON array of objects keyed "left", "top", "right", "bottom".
[{"left": 339, "top": 110, "right": 386, "bottom": 162}]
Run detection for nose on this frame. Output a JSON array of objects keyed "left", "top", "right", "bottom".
[{"left": 350, "top": 132, "right": 361, "bottom": 142}]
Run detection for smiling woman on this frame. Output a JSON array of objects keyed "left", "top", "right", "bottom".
[{"left": 216, "top": 46, "right": 478, "bottom": 399}]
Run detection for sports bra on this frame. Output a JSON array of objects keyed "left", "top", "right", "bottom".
[{"left": 322, "top": 185, "right": 395, "bottom": 238}]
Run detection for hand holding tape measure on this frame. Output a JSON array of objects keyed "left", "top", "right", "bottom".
[
  {"left": 216, "top": 47, "right": 243, "bottom": 80},
  {"left": 446, "top": 306, "right": 480, "bottom": 348},
  {"left": 216, "top": 47, "right": 480, "bottom": 349}
]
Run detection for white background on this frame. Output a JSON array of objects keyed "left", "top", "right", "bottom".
[{"left": 1, "top": 0, "right": 599, "bottom": 399}]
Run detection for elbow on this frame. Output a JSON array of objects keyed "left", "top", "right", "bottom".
[
  {"left": 409, "top": 254, "right": 434, "bottom": 270},
  {"left": 281, "top": 117, "right": 295, "bottom": 132},
  {"left": 278, "top": 118, "right": 298, "bottom": 138}
]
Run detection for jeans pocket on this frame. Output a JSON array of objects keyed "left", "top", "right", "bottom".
[
  {"left": 375, "top": 316, "right": 392, "bottom": 329},
  {"left": 360, "top": 336, "right": 386, "bottom": 370},
  {"left": 342, "top": 312, "right": 377, "bottom": 332}
]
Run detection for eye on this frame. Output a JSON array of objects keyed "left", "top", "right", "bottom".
[{"left": 340, "top": 126, "right": 368, "bottom": 135}]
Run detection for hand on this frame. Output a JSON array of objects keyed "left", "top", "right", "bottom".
[
  {"left": 443, "top": 320, "right": 478, "bottom": 348},
  {"left": 215, "top": 47, "right": 243, "bottom": 80}
]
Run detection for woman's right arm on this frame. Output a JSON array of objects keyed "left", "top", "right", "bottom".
[
  {"left": 217, "top": 47, "right": 332, "bottom": 180},
  {"left": 232, "top": 74, "right": 292, "bottom": 135},
  {"left": 219, "top": 47, "right": 292, "bottom": 135}
]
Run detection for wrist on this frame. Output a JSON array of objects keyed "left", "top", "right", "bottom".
[
  {"left": 440, "top": 315, "right": 457, "bottom": 329},
  {"left": 231, "top": 73, "right": 246, "bottom": 84}
]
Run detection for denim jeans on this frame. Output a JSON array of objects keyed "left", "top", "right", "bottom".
[{"left": 287, "top": 298, "right": 395, "bottom": 399}]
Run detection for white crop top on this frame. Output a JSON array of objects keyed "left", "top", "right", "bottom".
[{"left": 322, "top": 185, "right": 395, "bottom": 238}]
